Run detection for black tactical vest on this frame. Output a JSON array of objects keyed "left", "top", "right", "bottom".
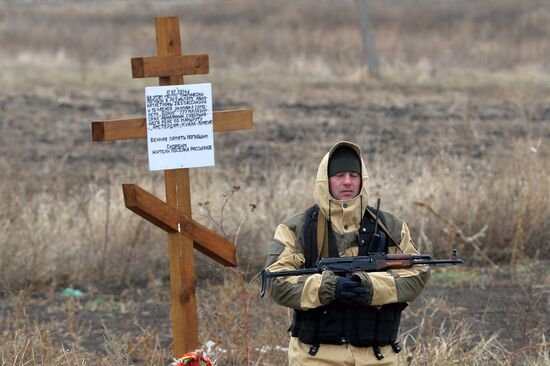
[{"left": 290, "top": 205, "right": 407, "bottom": 359}]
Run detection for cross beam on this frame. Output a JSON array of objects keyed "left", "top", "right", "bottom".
[
  {"left": 122, "top": 184, "right": 238, "bottom": 267},
  {"left": 90, "top": 16, "right": 252, "bottom": 357},
  {"left": 131, "top": 54, "right": 209, "bottom": 78},
  {"left": 91, "top": 109, "right": 252, "bottom": 141}
]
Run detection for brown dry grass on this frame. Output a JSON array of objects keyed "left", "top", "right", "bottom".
[
  {"left": 1, "top": 271, "right": 548, "bottom": 365},
  {"left": 1, "top": 0, "right": 549, "bottom": 364}
]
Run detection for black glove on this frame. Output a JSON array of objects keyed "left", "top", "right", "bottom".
[{"left": 335, "top": 277, "right": 370, "bottom": 306}]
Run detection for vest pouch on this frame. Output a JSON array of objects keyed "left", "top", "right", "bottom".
[
  {"left": 293, "top": 306, "right": 341, "bottom": 345},
  {"left": 292, "top": 309, "right": 318, "bottom": 345},
  {"left": 353, "top": 306, "right": 378, "bottom": 345},
  {"left": 293, "top": 304, "right": 346, "bottom": 345},
  {"left": 316, "top": 303, "right": 345, "bottom": 344},
  {"left": 374, "top": 303, "right": 408, "bottom": 345}
]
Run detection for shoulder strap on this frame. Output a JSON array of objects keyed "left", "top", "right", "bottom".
[
  {"left": 303, "top": 205, "right": 319, "bottom": 268},
  {"left": 304, "top": 205, "right": 336, "bottom": 268}
]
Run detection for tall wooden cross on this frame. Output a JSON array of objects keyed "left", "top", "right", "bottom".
[{"left": 90, "top": 16, "right": 253, "bottom": 357}]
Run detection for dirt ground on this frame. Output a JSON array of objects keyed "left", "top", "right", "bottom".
[
  {"left": 4, "top": 84, "right": 550, "bottom": 193},
  {"left": 1, "top": 1, "right": 550, "bottom": 364},
  {"left": 1, "top": 80, "right": 549, "bottom": 361},
  {"left": 1, "top": 264, "right": 547, "bottom": 362}
]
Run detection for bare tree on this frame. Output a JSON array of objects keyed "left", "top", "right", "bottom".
[{"left": 354, "top": 0, "right": 380, "bottom": 78}]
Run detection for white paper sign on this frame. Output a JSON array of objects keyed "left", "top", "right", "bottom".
[{"left": 145, "top": 83, "right": 214, "bottom": 171}]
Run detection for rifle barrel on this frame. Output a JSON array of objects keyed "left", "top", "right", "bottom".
[{"left": 412, "top": 258, "right": 465, "bottom": 265}]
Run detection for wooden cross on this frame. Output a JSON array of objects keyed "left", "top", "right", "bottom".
[{"left": 90, "top": 16, "right": 253, "bottom": 357}]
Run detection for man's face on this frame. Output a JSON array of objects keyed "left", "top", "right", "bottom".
[{"left": 329, "top": 171, "right": 361, "bottom": 200}]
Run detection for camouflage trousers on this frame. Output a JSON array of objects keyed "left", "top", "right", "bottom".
[{"left": 288, "top": 337, "right": 398, "bottom": 366}]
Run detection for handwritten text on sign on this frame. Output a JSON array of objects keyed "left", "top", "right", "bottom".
[{"left": 145, "top": 83, "right": 214, "bottom": 171}]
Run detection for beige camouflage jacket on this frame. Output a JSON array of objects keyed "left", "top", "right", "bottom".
[{"left": 265, "top": 141, "right": 430, "bottom": 310}]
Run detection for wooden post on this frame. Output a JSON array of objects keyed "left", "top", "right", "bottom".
[
  {"left": 90, "top": 16, "right": 253, "bottom": 357},
  {"left": 155, "top": 16, "right": 198, "bottom": 354}
]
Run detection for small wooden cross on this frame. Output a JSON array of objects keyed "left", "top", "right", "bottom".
[{"left": 90, "top": 16, "right": 253, "bottom": 357}]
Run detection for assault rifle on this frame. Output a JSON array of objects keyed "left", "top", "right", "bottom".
[{"left": 260, "top": 250, "right": 464, "bottom": 297}]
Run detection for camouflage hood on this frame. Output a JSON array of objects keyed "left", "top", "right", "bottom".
[{"left": 313, "top": 141, "right": 369, "bottom": 234}]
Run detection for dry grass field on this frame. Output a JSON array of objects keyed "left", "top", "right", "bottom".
[{"left": 0, "top": 0, "right": 549, "bottom": 364}]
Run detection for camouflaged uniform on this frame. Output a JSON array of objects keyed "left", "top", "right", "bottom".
[{"left": 265, "top": 141, "right": 431, "bottom": 366}]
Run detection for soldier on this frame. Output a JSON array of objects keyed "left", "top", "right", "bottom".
[{"left": 264, "top": 141, "right": 430, "bottom": 365}]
